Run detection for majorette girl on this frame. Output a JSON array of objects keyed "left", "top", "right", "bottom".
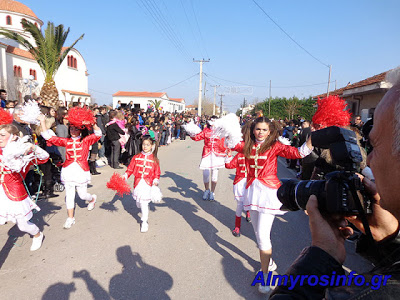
[
  {"left": 124, "top": 136, "right": 161, "bottom": 233},
  {"left": 229, "top": 116, "right": 313, "bottom": 294},
  {"left": 190, "top": 116, "right": 226, "bottom": 201},
  {"left": 225, "top": 151, "right": 251, "bottom": 237},
  {"left": 0, "top": 110, "right": 49, "bottom": 251},
  {"left": 39, "top": 108, "right": 101, "bottom": 229}
]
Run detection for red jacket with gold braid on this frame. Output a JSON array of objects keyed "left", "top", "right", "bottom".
[
  {"left": 125, "top": 152, "right": 161, "bottom": 188},
  {"left": 46, "top": 132, "right": 101, "bottom": 172},
  {"left": 0, "top": 148, "right": 48, "bottom": 201},
  {"left": 191, "top": 127, "right": 226, "bottom": 158},
  {"left": 233, "top": 141, "right": 303, "bottom": 189},
  {"left": 225, "top": 153, "right": 247, "bottom": 185}
]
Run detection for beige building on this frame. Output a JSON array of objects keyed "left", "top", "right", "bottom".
[{"left": 314, "top": 70, "right": 393, "bottom": 122}]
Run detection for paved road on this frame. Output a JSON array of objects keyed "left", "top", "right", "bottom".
[{"left": 0, "top": 139, "right": 372, "bottom": 299}]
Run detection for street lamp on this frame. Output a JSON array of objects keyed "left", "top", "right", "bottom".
[{"left": 23, "top": 75, "right": 39, "bottom": 102}]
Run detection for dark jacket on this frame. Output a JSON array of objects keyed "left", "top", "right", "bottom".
[
  {"left": 96, "top": 114, "right": 106, "bottom": 135},
  {"left": 106, "top": 123, "right": 125, "bottom": 141},
  {"left": 271, "top": 232, "right": 400, "bottom": 299}
]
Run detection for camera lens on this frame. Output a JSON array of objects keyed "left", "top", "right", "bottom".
[{"left": 278, "top": 179, "right": 326, "bottom": 211}]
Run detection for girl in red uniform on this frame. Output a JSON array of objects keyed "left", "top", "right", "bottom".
[
  {"left": 225, "top": 151, "right": 251, "bottom": 237},
  {"left": 0, "top": 122, "right": 49, "bottom": 251},
  {"left": 229, "top": 117, "right": 313, "bottom": 294},
  {"left": 124, "top": 136, "right": 161, "bottom": 233},
  {"left": 190, "top": 116, "right": 226, "bottom": 201},
  {"left": 39, "top": 110, "right": 102, "bottom": 229}
]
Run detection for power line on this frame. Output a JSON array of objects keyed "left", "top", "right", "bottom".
[
  {"left": 273, "top": 82, "right": 329, "bottom": 88},
  {"left": 180, "top": 0, "right": 203, "bottom": 58},
  {"left": 155, "top": 73, "right": 199, "bottom": 92},
  {"left": 189, "top": 0, "right": 210, "bottom": 59},
  {"left": 251, "top": 0, "right": 329, "bottom": 68},
  {"left": 204, "top": 73, "right": 267, "bottom": 87}
]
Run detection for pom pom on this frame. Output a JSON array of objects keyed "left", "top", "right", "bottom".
[
  {"left": 278, "top": 136, "right": 291, "bottom": 145},
  {"left": 151, "top": 185, "right": 163, "bottom": 203},
  {"left": 0, "top": 109, "right": 13, "bottom": 125},
  {"left": 106, "top": 173, "right": 131, "bottom": 196},
  {"left": 212, "top": 113, "right": 242, "bottom": 148},
  {"left": 2, "top": 136, "right": 34, "bottom": 172},
  {"left": 20, "top": 100, "right": 41, "bottom": 125},
  {"left": 182, "top": 120, "right": 201, "bottom": 137},
  {"left": 67, "top": 107, "right": 96, "bottom": 129},
  {"left": 312, "top": 95, "right": 351, "bottom": 128}
]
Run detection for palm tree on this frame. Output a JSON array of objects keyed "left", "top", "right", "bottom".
[
  {"left": 149, "top": 99, "right": 162, "bottom": 111},
  {"left": 0, "top": 20, "right": 84, "bottom": 107}
]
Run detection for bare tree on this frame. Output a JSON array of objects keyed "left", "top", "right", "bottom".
[
  {"left": 192, "top": 97, "right": 215, "bottom": 115},
  {"left": 284, "top": 98, "right": 300, "bottom": 120}
]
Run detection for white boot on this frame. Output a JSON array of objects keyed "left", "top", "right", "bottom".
[
  {"left": 141, "top": 221, "right": 149, "bottom": 233},
  {"left": 30, "top": 232, "right": 44, "bottom": 251},
  {"left": 202, "top": 190, "right": 210, "bottom": 200},
  {"left": 64, "top": 217, "right": 75, "bottom": 229},
  {"left": 87, "top": 195, "right": 97, "bottom": 211}
]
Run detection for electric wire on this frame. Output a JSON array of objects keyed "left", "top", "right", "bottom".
[
  {"left": 155, "top": 73, "right": 199, "bottom": 92},
  {"left": 251, "top": 0, "right": 329, "bottom": 68},
  {"left": 189, "top": 0, "right": 210, "bottom": 59}
]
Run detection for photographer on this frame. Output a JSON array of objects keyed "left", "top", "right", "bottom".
[{"left": 271, "top": 68, "right": 400, "bottom": 299}]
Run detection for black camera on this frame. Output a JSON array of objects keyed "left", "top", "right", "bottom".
[{"left": 278, "top": 126, "right": 371, "bottom": 215}]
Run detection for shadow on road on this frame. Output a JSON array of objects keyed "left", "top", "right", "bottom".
[
  {"left": 41, "top": 245, "right": 173, "bottom": 299},
  {"left": 100, "top": 193, "right": 141, "bottom": 224}
]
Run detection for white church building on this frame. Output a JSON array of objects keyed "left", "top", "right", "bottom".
[
  {"left": 0, "top": 0, "right": 91, "bottom": 106},
  {"left": 112, "top": 91, "right": 185, "bottom": 113}
]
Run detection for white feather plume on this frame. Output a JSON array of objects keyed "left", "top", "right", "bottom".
[
  {"left": 278, "top": 136, "right": 291, "bottom": 145},
  {"left": 1, "top": 136, "right": 33, "bottom": 173},
  {"left": 151, "top": 185, "right": 163, "bottom": 203},
  {"left": 21, "top": 100, "right": 41, "bottom": 125},
  {"left": 212, "top": 113, "right": 242, "bottom": 148},
  {"left": 182, "top": 120, "right": 201, "bottom": 137}
]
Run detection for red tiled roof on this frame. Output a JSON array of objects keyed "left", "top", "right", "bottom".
[
  {"left": 170, "top": 97, "right": 185, "bottom": 103},
  {"left": 0, "top": 0, "right": 38, "bottom": 19},
  {"left": 113, "top": 91, "right": 167, "bottom": 98},
  {"left": 61, "top": 90, "right": 91, "bottom": 97},
  {"left": 6, "top": 45, "right": 34, "bottom": 60},
  {"left": 186, "top": 105, "right": 196, "bottom": 108},
  {"left": 315, "top": 70, "right": 389, "bottom": 99}
]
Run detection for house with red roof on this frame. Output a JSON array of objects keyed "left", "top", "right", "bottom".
[
  {"left": 112, "top": 91, "right": 185, "bottom": 113},
  {"left": 314, "top": 70, "right": 393, "bottom": 121},
  {"left": 0, "top": 0, "right": 90, "bottom": 105}
]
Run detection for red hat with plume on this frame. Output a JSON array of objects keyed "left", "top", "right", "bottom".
[
  {"left": 0, "top": 109, "right": 13, "bottom": 125},
  {"left": 66, "top": 107, "right": 96, "bottom": 129},
  {"left": 312, "top": 95, "right": 351, "bottom": 128}
]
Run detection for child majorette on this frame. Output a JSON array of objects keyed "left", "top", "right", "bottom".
[
  {"left": 124, "top": 135, "right": 161, "bottom": 233},
  {"left": 225, "top": 151, "right": 251, "bottom": 237},
  {"left": 0, "top": 110, "right": 49, "bottom": 251},
  {"left": 39, "top": 108, "right": 101, "bottom": 229},
  {"left": 190, "top": 116, "right": 226, "bottom": 201},
  {"left": 218, "top": 115, "right": 313, "bottom": 294}
]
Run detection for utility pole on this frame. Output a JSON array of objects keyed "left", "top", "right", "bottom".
[
  {"left": 218, "top": 94, "right": 225, "bottom": 117},
  {"left": 327, "top": 65, "right": 332, "bottom": 97},
  {"left": 211, "top": 84, "right": 219, "bottom": 115},
  {"left": 269, "top": 80, "right": 272, "bottom": 117},
  {"left": 193, "top": 59, "right": 210, "bottom": 116}
]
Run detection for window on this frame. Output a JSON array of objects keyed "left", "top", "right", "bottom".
[
  {"left": 14, "top": 65, "right": 22, "bottom": 77},
  {"left": 74, "top": 58, "right": 77, "bottom": 69},
  {"left": 6, "top": 16, "right": 12, "bottom": 25},
  {"left": 29, "top": 69, "right": 37, "bottom": 80},
  {"left": 67, "top": 55, "right": 78, "bottom": 69}
]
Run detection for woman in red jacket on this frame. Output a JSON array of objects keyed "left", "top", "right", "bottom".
[
  {"left": 124, "top": 136, "right": 161, "bottom": 233},
  {"left": 39, "top": 112, "right": 102, "bottom": 229},
  {"left": 190, "top": 116, "right": 226, "bottom": 201},
  {"left": 0, "top": 123, "right": 49, "bottom": 251},
  {"left": 231, "top": 117, "right": 313, "bottom": 294}
]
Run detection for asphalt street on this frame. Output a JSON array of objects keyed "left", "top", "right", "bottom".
[{"left": 0, "top": 138, "right": 373, "bottom": 299}]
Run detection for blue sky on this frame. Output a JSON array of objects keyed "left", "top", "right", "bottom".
[{"left": 22, "top": 0, "right": 400, "bottom": 111}]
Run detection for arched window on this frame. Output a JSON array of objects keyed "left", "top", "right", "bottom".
[
  {"left": 18, "top": 66, "right": 22, "bottom": 77},
  {"left": 74, "top": 58, "right": 77, "bottom": 69},
  {"left": 67, "top": 55, "right": 70, "bottom": 67},
  {"left": 21, "top": 18, "right": 27, "bottom": 28},
  {"left": 30, "top": 69, "right": 37, "bottom": 80},
  {"left": 6, "top": 16, "right": 12, "bottom": 25},
  {"left": 14, "top": 66, "right": 17, "bottom": 76}
]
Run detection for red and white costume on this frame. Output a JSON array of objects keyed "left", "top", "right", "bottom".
[
  {"left": 225, "top": 152, "right": 247, "bottom": 202},
  {"left": 191, "top": 127, "right": 226, "bottom": 169},
  {"left": 0, "top": 146, "right": 49, "bottom": 229},
  {"left": 42, "top": 129, "right": 101, "bottom": 210},
  {"left": 233, "top": 140, "right": 312, "bottom": 215},
  {"left": 125, "top": 151, "right": 161, "bottom": 203},
  {"left": 125, "top": 151, "right": 161, "bottom": 225}
]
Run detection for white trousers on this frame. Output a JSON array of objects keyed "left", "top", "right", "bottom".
[
  {"left": 249, "top": 210, "right": 275, "bottom": 251},
  {"left": 203, "top": 169, "right": 219, "bottom": 183},
  {"left": 65, "top": 183, "right": 93, "bottom": 210},
  {"left": 17, "top": 218, "right": 39, "bottom": 236},
  {"left": 136, "top": 201, "right": 149, "bottom": 222},
  {"left": 235, "top": 200, "right": 244, "bottom": 217}
]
